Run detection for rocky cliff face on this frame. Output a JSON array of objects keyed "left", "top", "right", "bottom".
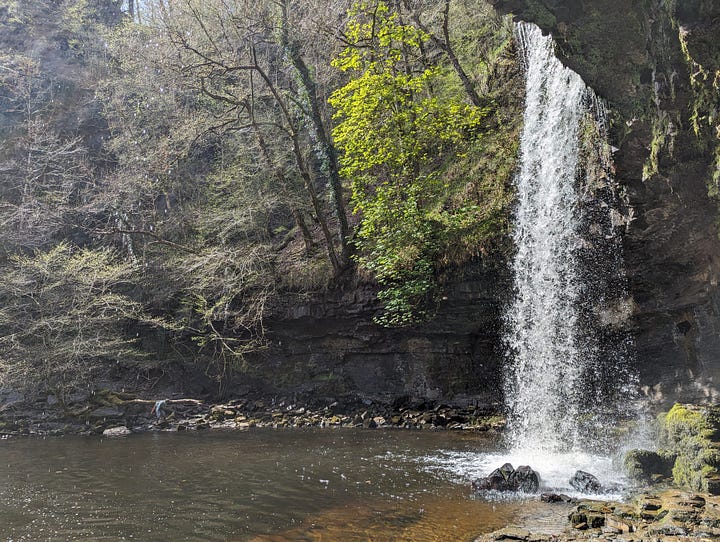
[
  {"left": 246, "top": 260, "right": 510, "bottom": 408},
  {"left": 491, "top": 0, "right": 720, "bottom": 405}
]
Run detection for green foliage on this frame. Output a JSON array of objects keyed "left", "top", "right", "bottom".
[
  {"left": 524, "top": 0, "right": 557, "bottom": 29},
  {"left": 658, "top": 404, "right": 720, "bottom": 492},
  {"left": 446, "top": 1, "right": 516, "bottom": 97},
  {"left": 0, "top": 243, "right": 169, "bottom": 395},
  {"left": 0, "top": 0, "right": 522, "bottom": 392},
  {"left": 60, "top": 0, "right": 123, "bottom": 60},
  {"left": 330, "top": 0, "right": 512, "bottom": 326}
]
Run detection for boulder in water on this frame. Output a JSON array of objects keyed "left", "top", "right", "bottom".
[
  {"left": 472, "top": 463, "right": 540, "bottom": 493},
  {"left": 509, "top": 465, "right": 540, "bottom": 492},
  {"left": 473, "top": 463, "right": 513, "bottom": 491},
  {"left": 497, "top": 462, "right": 515, "bottom": 479},
  {"left": 569, "top": 470, "right": 602, "bottom": 493}
]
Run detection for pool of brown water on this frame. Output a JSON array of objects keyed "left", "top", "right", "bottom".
[{"left": 0, "top": 429, "right": 574, "bottom": 541}]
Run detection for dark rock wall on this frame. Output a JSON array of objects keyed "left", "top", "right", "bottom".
[
  {"left": 244, "top": 261, "right": 510, "bottom": 408},
  {"left": 491, "top": 0, "right": 720, "bottom": 405}
]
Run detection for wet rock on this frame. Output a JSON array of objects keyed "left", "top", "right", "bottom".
[
  {"left": 210, "top": 405, "right": 235, "bottom": 420},
  {"left": 605, "top": 515, "right": 633, "bottom": 533},
  {"left": 64, "top": 392, "right": 89, "bottom": 404},
  {"left": 541, "top": 493, "right": 576, "bottom": 503},
  {"left": 477, "top": 489, "right": 720, "bottom": 541},
  {"left": 659, "top": 404, "right": 720, "bottom": 494},
  {"left": 624, "top": 448, "right": 675, "bottom": 481},
  {"left": 473, "top": 464, "right": 539, "bottom": 493},
  {"left": 363, "top": 417, "right": 377, "bottom": 429},
  {"left": 88, "top": 406, "right": 123, "bottom": 418},
  {"left": 647, "top": 522, "right": 688, "bottom": 536},
  {"left": 103, "top": 426, "right": 131, "bottom": 437},
  {"left": 473, "top": 463, "right": 513, "bottom": 491},
  {"left": 490, "top": 526, "right": 531, "bottom": 540},
  {"left": 498, "top": 462, "right": 514, "bottom": 478},
  {"left": 569, "top": 470, "right": 602, "bottom": 493},
  {"left": 569, "top": 502, "right": 607, "bottom": 529},
  {"left": 638, "top": 498, "right": 662, "bottom": 511},
  {"left": 509, "top": 465, "right": 540, "bottom": 493},
  {"left": 679, "top": 494, "right": 706, "bottom": 508}
]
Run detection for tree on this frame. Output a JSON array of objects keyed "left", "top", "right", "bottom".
[
  {"left": 143, "top": 0, "right": 349, "bottom": 273},
  {"left": 0, "top": 243, "right": 168, "bottom": 396},
  {"left": 401, "top": 0, "right": 485, "bottom": 107},
  {"left": 277, "top": 0, "right": 350, "bottom": 259},
  {"left": 329, "top": 1, "right": 490, "bottom": 326}
]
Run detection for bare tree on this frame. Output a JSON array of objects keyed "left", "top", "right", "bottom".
[{"left": 147, "top": 0, "right": 348, "bottom": 273}]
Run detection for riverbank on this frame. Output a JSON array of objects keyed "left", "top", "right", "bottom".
[
  {"left": 0, "top": 390, "right": 505, "bottom": 437},
  {"left": 476, "top": 490, "right": 720, "bottom": 541}
]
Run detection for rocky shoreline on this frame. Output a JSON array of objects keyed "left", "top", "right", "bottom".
[
  {"left": 476, "top": 490, "right": 720, "bottom": 541},
  {"left": 0, "top": 390, "right": 505, "bottom": 437}
]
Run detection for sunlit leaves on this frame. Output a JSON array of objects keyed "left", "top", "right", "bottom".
[
  {"left": 330, "top": 1, "right": 486, "bottom": 327},
  {"left": 0, "top": 243, "right": 171, "bottom": 394}
]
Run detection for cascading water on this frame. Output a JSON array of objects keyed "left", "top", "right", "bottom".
[
  {"left": 504, "top": 22, "right": 599, "bottom": 453},
  {"left": 499, "top": 21, "right": 636, "bottom": 490},
  {"left": 425, "top": 22, "right": 640, "bottom": 496}
]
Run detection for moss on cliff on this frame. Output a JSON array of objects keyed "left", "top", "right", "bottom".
[{"left": 659, "top": 404, "right": 720, "bottom": 494}]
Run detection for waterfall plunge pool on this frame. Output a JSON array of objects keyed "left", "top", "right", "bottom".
[{"left": 0, "top": 429, "right": 615, "bottom": 541}]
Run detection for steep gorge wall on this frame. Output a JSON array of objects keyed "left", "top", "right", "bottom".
[
  {"left": 491, "top": 0, "right": 720, "bottom": 405},
  {"left": 241, "top": 260, "right": 510, "bottom": 408}
]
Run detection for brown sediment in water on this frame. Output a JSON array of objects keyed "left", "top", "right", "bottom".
[{"left": 247, "top": 495, "right": 573, "bottom": 542}]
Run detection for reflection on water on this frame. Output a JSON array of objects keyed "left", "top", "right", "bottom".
[{"left": 0, "top": 429, "right": 573, "bottom": 541}]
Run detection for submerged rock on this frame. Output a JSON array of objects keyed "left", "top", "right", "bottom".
[
  {"left": 569, "top": 470, "right": 602, "bottom": 493},
  {"left": 486, "top": 526, "right": 531, "bottom": 540},
  {"left": 541, "top": 493, "right": 576, "bottom": 503},
  {"left": 472, "top": 463, "right": 540, "bottom": 493}
]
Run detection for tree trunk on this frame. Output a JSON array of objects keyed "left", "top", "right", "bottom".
[
  {"left": 403, "top": 0, "right": 484, "bottom": 108},
  {"left": 279, "top": 0, "right": 350, "bottom": 262},
  {"left": 252, "top": 122, "right": 315, "bottom": 256},
  {"left": 250, "top": 58, "right": 342, "bottom": 273}
]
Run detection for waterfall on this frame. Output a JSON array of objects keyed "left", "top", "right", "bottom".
[{"left": 503, "top": 22, "right": 632, "bottom": 456}]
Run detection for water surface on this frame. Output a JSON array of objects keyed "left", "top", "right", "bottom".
[{"left": 0, "top": 429, "right": 575, "bottom": 541}]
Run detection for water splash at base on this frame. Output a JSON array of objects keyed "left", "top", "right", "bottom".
[{"left": 502, "top": 22, "right": 639, "bottom": 460}]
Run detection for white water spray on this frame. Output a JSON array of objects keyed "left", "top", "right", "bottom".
[
  {"left": 503, "top": 22, "right": 632, "bottom": 462},
  {"left": 425, "top": 23, "right": 640, "bottom": 496}
]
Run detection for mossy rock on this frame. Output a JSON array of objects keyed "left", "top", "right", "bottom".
[
  {"left": 624, "top": 449, "right": 675, "bottom": 482},
  {"left": 659, "top": 403, "right": 720, "bottom": 494}
]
